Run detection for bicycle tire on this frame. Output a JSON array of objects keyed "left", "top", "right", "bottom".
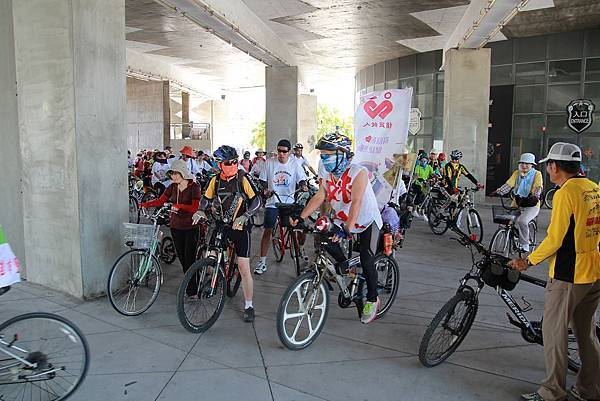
[
  {"left": 489, "top": 228, "right": 510, "bottom": 257},
  {"left": 0, "top": 312, "right": 89, "bottom": 401},
  {"left": 272, "top": 220, "right": 284, "bottom": 263},
  {"left": 419, "top": 290, "right": 479, "bottom": 367},
  {"left": 129, "top": 195, "right": 140, "bottom": 224},
  {"left": 252, "top": 208, "right": 265, "bottom": 228},
  {"left": 276, "top": 271, "right": 330, "bottom": 350},
  {"left": 160, "top": 236, "right": 177, "bottom": 264},
  {"left": 373, "top": 254, "right": 400, "bottom": 318},
  {"left": 226, "top": 250, "right": 241, "bottom": 298},
  {"left": 544, "top": 188, "right": 556, "bottom": 209},
  {"left": 466, "top": 209, "right": 483, "bottom": 243},
  {"left": 427, "top": 209, "right": 449, "bottom": 235},
  {"left": 291, "top": 231, "right": 302, "bottom": 277},
  {"left": 107, "top": 249, "right": 162, "bottom": 316},
  {"left": 176, "top": 258, "right": 225, "bottom": 333},
  {"left": 528, "top": 220, "right": 537, "bottom": 251}
]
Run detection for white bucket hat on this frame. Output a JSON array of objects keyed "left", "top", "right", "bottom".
[
  {"left": 539, "top": 142, "right": 582, "bottom": 163},
  {"left": 167, "top": 159, "right": 194, "bottom": 180},
  {"left": 518, "top": 153, "right": 536, "bottom": 165}
]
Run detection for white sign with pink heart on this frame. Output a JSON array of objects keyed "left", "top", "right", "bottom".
[{"left": 353, "top": 88, "right": 413, "bottom": 209}]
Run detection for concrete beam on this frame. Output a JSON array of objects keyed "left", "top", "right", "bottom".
[{"left": 266, "top": 66, "right": 298, "bottom": 150}]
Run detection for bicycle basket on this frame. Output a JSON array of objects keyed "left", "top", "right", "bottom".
[
  {"left": 275, "top": 203, "right": 303, "bottom": 227},
  {"left": 122, "top": 223, "right": 155, "bottom": 248},
  {"left": 480, "top": 255, "right": 520, "bottom": 291},
  {"left": 492, "top": 205, "right": 520, "bottom": 225}
]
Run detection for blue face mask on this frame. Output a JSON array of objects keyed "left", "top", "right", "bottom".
[
  {"left": 419, "top": 160, "right": 428, "bottom": 167},
  {"left": 321, "top": 152, "right": 349, "bottom": 177}
]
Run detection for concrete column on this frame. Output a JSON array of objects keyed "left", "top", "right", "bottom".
[
  {"left": 266, "top": 66, "right": 298, "bottom": 150},
  {"left": 443, "top": 48, "right": 491, "bottom": 201},
  {"left": 181, "top": 91, "right": 190, "bottom": 138},
  {"left": 297, "top": 94, "right": 318, "bottom": 166},
  {"left": 163, "top": 81, "right": 171, "bottom": 147},
  {"left": 126, "top": 78, "right": 165, "bottom": 151},
  {"left": 12, "top": 0, "right": 126, "bottom": 298},
  {"left": 0, "top": 0, "right": 26, "bottom": 272}
]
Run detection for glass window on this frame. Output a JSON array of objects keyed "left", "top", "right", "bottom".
[
  {"left": 548, "top": 59, "right": 581, "bottom": 83},
  {"left": 385, "top": 59, "right": 398, "bottom": 83},
  {"left": 515, "top": 62, "right": 545, "bottom": 85},
  {"left": 584, "top": 83, "right": 600, "bottom": 108},
  {"left": 580, "top": 135, "right": 600, "bottom": 183},
  {"left": 515, "top": 36, "right": 547, "bottom": 63},
  {"left": 416, "top": 51, "right": 440, "bottom": 75},
  {"left": 374, "top": 62, "right": 385, "bottom": 85},
  {"left": 491, "top": 65, "right": 514, "bottom": 86},
  {"left": 514, "top": 85, "right": 545, "bottom": 113},
  {"left": 585, "top": 58, "right": 600, "bottom": 81},
  {"left": 435, "top": 72, "right": 444, "bottom": 92},
  {"left": 398, "top": 77, "right": 415, "bottom": 90},
  {"left": 488, "top": 40, "right": 513, "bottom": 65},
  {"left": 547, "top": 84, "right": 580, "bottom": 112},
  {"left": 421, "top": 118, "right": 433, "bottom": 137},
  {"left": 546, "top": 114, "right": 572, "bottom": 137},
  {"left": 585, "top": 29, "right": 600, "bottom": 57},
  {"left": 359, "top": 69, "right": 366, "bottom": 91},
  {"left": 417, "top": 75, "right": 434, "bottom": 94},
  {"left": 365, "top": 65, "right": 374, "bottom": 89},
  {"left": 384, "top": 80, "right": 398, "bottom": 90},
  {"left": 435, "top": 94, "right": 444, "bottom": 117},
  {"left": 512, "top": 115, "right": 544, "bottom": 165},
  {"left": 433, "top": 117, "right": 443, "bottom": 140},
  {"left": 398, "top": 55, "right": 416, "bottom": 78},
  {"left": 374, "top": 82, "right": 385, "bottom": 91},
  {"left": 415, "top": 94, "right": 434, "bottom": 118},
  {"left": 366, "top": 85, "right": 374, "bottom": 94},
  {"left": 548, "top": 31, "right": 584, "bottom": 60}
]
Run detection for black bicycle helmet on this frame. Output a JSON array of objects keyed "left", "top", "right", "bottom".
[
  {"left": 316, "top": 133, "right": 352, "bottom": 154},
  {"left": 450, "top": 149, "right": 463, "bottom": 160},
  {"left": 213, "top": 145, "right": 238, "bottom": 162},
  {"left": 294, "top": 143, "right": 303, "bottom": 149}
]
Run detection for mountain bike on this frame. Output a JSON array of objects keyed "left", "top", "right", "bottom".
[
  {"left": 418, "top": 225, "right": 600, "bottom": 370},
  {"left": 276, "top": 216, "right": 400, "bottom": 350},
  {"left": 107, "top": 204, "right": 176, "bottom": 316},
  {"left": 489, "top": 194, "right": 537, "bottom": 257},
  {"left": 427, "top": 186, "right": 483, "bottom": 242},
  {"left": 0, "top": 286, "right": 89, "bottom": 401},
  {"left": 176, "top": 213, "right": 243, "bottom": 333}
]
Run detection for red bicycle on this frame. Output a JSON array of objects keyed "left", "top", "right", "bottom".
[{"left": 270, "top": 193, "right": 306, "bottom": 277}]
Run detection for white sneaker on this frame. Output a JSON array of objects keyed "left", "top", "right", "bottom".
[
  {"left": 422, "top": 214, "right": 429, "bottom": 222},
  {"left": 253, "top": 261, "right": 267, "bottom": 275}
]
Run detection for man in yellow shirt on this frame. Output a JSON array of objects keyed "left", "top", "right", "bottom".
[{"left": 509, "top": 143, "right": 600, "bottom": 401}]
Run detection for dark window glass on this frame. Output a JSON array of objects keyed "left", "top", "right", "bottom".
[
  {"left": 514, "top": 85, "right": 545, "bottom": 113},
  {"left": 417, "top": 51, "right": 438, "bottom": 75},
  {"left": 385, "top": 59, "right": 399, "bottom": 83},
  {"left": 433, "top": 117, "right": 443, "bottom": 140},
  {"left": 417, "top": 75, "right": 434, "bottom": 94},
  {"left": 366, "top": 65, "right": 374, "bottom": 89},
  {"left": 511, "top": 115, "right": 544, "bottom": 165},
  {"left": 547, "top": 84, "right": 580, "bottom": 112},
  {"left": 515, "top": 36, "right": 547, "bottom": 63},
  {"left": 398, "top": 77, "right": 415, "bottom": 90},
  {"left": 415, "top": 94, "right": 434, "bottom": 118},
  {"left": 585, "top": 29, "right": 600, "bottom": 57},
  {"left": 584, "top": 82, "right": 600, "bottom": 108},
  {"left": 436, "top": 72, "right": 444, "bottom": 92},
  {"left": 548, "top": 31, "right": 584, "bottom": 60},
  {"left": 548, "top": 59, "right": 581, "bottom": 83},
  {"left": 435, "top": 94, "right": 443, "bottom": 117},
  {"left": 546, "top": 114, "right": 572, "bottom": 137},
  {"left": 384, "top": 80, "right": 398, "bottom": 90},
  {"left": 515, "top": 63, "right": 545, "bottom": 85},
  {"left": 585, "top": 58, "right": 600, "bottom": 81},
  {"left": 398, "top": 55, "right": 416, "bottom": 78},
  {"left": 374, "top": 82, "right": 385, "bottom": 91},
  {"left": 491, "top": 65, "right": 514, "bottom": 86},
  {"left": 488, "top": 40, "right": 513, "bottom": 65},
  {"left": 374, "top": 62, "right": 385, "bottom": 85}
]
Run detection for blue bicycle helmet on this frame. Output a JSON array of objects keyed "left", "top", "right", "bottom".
[
  {"left": 213, "top": 145, "right": 238, "bottom": 162},
  {"left": 315, "top": 133, "right": 352, "bottom": 154}
]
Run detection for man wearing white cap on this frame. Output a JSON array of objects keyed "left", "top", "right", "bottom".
[
  {"left": 492, "top": 152, "right": 543, "bottom": 252},
  {"left": 509, "top": 143, "right": 600, "bottom": 401}
]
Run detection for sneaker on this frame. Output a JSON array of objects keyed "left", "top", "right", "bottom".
[
  {"left": 520, "top": 393, "right": 545, "bottom": 401},
  {"left": 243, "top": 307, "right": 255, "bottom": 322},
  {"left": 570, "top": 386, "right": 600, "bottom": 401},
  {"left": 253, "top": 261, "right": 267, "bottom": 275},
  {"left": 360, "top": 298, "right": 380, "bottom": 324},
  {"left": 422, "top": 213, "right": 429, "bottom": 223}
]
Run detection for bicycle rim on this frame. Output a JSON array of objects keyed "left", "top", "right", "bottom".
[
  {"left": 374, "top": 254, "right": 400, "bottom": 318},
  {"left": 489, "top": 229, "right": 510, "bottom": 257},
  {"left": 0, "top": 313, "right": 89, "bottom": 401},
  {"left": 466, "top": 209, "right": 483, "bottom": 243},
  {"left": 108, "top": 250, "right": 162, "bottom": 316}
]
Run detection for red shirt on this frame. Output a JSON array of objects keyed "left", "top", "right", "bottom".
[{"left": 144, "top": 181, "right": 201, "bottom": 230}]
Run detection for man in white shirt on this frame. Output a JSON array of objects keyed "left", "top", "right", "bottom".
[
  {"left": 293, "top": 143, "right": 318, "bottom": 177},
  {"left": 250, "top": 149, "right": 266, "bottom": 179},
  {"left": 150, "top": 151, "right": 171, "bottom": 195},
  {"left": 254, "top": 139, "right": 308, "bottom": 274}
]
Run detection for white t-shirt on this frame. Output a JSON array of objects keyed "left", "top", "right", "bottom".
[
  {"left": 250, "top": 158, "right": 266, "bottom": 178},
  {"left": 260, "top": 157, "right": 307, "bottom": 208},
  {"left": 151, "top": 161, "right": 171, "bottom": 186}
]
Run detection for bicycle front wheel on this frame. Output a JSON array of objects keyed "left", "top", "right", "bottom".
[
  {"left": 107, "top": 249, "right": 162, "bottom": 316},
  {"left": 427, "top": 208, "right": 449, "bottom": 235},
  {"left": 374, "top": 254, "right": 400, "bottom": 318},
  {"left": 272, "top": 221, "right": 284, "bottom": 263},
  {"left": 544, "top": 188, "right": 556, "bottom": 209},
  {"left": 528, "top": 220, "right": 537, "bottom": 251},
  {"left": 489, "top": 228, "right": 510, "bottom": 257},
  {"left": 176, "top": 258, "right": 225, "bottom": 333},
  {"left": 0, "top": 312, "right": 89, "bottom": 401},
  {"left": 419, "top": 290, "right": 479, "bottom": 367},
  {"left": 129, "top": 195, "right": 140, "bottom": 223},
  {"left": 226, "top": 250, "right": 241, "bottom": 298}
]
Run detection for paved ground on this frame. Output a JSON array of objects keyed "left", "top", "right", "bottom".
[{"left": 1, "top": 204, "right": 577, "bottom": 401}]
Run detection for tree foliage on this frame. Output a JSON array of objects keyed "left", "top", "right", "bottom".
[
  {"left": 317, "top": 104, "right": 354, "bottom": 144},
  {"left": 250, "top": 120, "right": 266, "bottom": 149}
]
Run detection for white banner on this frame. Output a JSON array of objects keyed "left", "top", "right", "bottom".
[
  {"left": 0, "top": 243, "right": 21, "bottom": 288},
  {"left": 353, "top": 88, "right": 413, "bottom": 209}
]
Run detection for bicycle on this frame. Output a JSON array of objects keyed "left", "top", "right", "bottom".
[
  {"left": 543, "top": 185, "right": 558, "bottom": 209},
  {"left": 427, "top": 186, "right": 484, "bottom": 243},
  {"left": 0, "top": 286, "right": 89, "bottom": 401},
  {"left": 489, "top": 194, "right": 538, "bottom": 257},
  {"left": 269, "top": 192, "right": 307, "bottom": 277},
  {"left": 107, "top": 204, "right": 176, "bottom": 316},
  {"left": 176, "top": 211, "right": 243, "bottom": 333},
  {"left": 275, "top": 216, "right": 400, "bottom": 350},
  {"left": 418, "top": 225, "right": 600, "bottom": 370}
]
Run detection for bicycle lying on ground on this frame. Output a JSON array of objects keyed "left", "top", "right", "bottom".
[
  {"left": 489, "top": 194, "right": 537, "bottom": 257},
  {"left": 107, "top": 204, "right": 176, "bottom": 316},
  {"left": 418, "top": 225, "right": 600, "bottom": 370},
  {"left": 0, "top": 286, "right": 89, "bottom": 401},
  {"left": 276, "top": 216, "right": 400, "bottom": 350},
  {"left": 427, "top": 186, "right": 483, "bottom": 242}
]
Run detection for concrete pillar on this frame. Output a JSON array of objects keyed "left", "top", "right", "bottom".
[
  {"left": 126, "top": 78, "right": 165, "bottom": 151},
  {"left": 297, "top": 94, "right": 318, "bottom": 166},
  {"left": 0, "top": 0, "right": 26, "bottom": 272},
  {"left": 443, "top": 48, "right": 491, "bottom": 201},
  {"left": 266, "top": 66, "right": 298, "bottom": 151},
  {"left": 163, "top": 81, "right": 171, "bottom": 148},
  {"left": 181, "top": 91, "right": 190, "bottom": 138},
  {"left": 11, "top": 0, "right": 126, "bottom": 298}
]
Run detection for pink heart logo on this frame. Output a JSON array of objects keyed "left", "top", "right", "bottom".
[
  {"left": 364, "top": 98, "right": 393, "bottom": 119},
  {"left": 365, "top": 135, "right": 372, "bottom": 143}
]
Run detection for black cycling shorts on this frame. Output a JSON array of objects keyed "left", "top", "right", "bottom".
[{"left": 226, "top": 228, "right": 251, "bottom": 258}]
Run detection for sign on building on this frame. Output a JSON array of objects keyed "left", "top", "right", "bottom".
[
  {"left": 409, "top": 108, "right": 422, "bottom": 135},
  {"left": 567, "top": 99, "right": 595, "bottom": 134}
]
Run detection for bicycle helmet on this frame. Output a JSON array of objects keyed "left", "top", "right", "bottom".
[
  {"left": 450, "top": 150, "right": 463, "bottom": 160},
  {"left": 213, "top": 145, "right": 238, "bottom": 162},
  {"left": 294, "top": 143, "right": 303, "bottom": 149},
  {"left": 438, "top": 152, "right": 446, "bottom": 162},
  {"left": 315, "top": 133, "right": 352, "bottom": 154},
  {"left": 243, "top": 151, "right": 251, "bottom": 158}
]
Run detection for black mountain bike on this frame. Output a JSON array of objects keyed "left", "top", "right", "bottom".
[{"left": 418, "top": 225, "right": 600, "bottom": 370}]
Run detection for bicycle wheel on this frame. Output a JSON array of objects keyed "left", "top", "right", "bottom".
[
  {"left": 544, "top": 188, "right": 556, "bottom": 209},
  {"left": 160, "top": 236, "right": 177, "bottom": 264},
  {"left": 107, "top": 249, "right": 162, "bottom": 316},
  {"left": 427, "top": 208, "right": 449, "bottom": 235},
  {"left": 0, "top": 312, "right": 89, "bottom": 401},
  {"left": 419, "top": 290, "right": 479, "bottom": 367},
  {"left": 276, "top": 271, "right": 329, "bottom": 350},
  {"left": 489, "top": 228, "right": 510, "bottom": 257},
  {"left": 373, "top": 254, "right": 400, "bottom": 318},
  {"left": 528, "top": 220, "right": 537, "bottom": 251},
  {"left": 226, "top": 250, "right": 241, "bottom": 298},
  {"left": 567, "top": 306, "right": 600, "bottom": 372},
  {"left": 252, "top": 207, "right": 265, "bottom": 228},
  {"left": 272, "top": 220, "right": 284, "bottom": 263},
  {"left": 176, "top": 258, "right": 225, "bottom": 333},
  {"left": 466, "top": 209, "right": 483, "bottom": 243},
  {"left": 129, "top": 195, "right": 140, "bottom": 223}
]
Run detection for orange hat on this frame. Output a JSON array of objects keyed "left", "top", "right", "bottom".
[{"left": 180, "top": 145, "right": 194, "bottom": 157}]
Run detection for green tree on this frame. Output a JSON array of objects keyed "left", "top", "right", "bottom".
[
  {"left": 250, "top": 120, "right": 265, "bottom": 149},
  {"left": 316, "top": 104, "right": 354, "bottom": 144}
]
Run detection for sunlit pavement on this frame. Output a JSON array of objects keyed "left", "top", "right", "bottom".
[{"left": 2, "top": 204, "right": 570, "bottom": 401}]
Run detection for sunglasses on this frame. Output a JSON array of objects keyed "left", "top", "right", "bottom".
[
  {"left": 222, "top": 160, "right": 238, "bottom": 166},
  {"left": 277, "top": 149, "right": 289, "bottom": 154}
]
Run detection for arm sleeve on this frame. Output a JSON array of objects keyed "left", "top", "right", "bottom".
[
  {"left": 528, "top": 189, "right": 573, "bottom": 265},
  {"left": 174, "top": 183, "right": 201, "bottom": 213},
  {"left": 497, "top": 171, "right": 518, "bottom": 195},
  {"left": 259, "top": 161, "right": 268, "bottom": 182},
  {"left": 461, "top": 165, "right": 478, "bottom": 185},
  {"left": 143, "top": 192, "right": 169, "bottom": 208}
]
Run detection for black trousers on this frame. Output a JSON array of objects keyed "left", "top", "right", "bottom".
[{"left": 170, "top": 228, "right": 199, "bottom": 295}]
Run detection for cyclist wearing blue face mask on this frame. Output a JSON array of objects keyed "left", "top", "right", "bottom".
[{"left": 292, "top": 133, "right": 383, "bottom": 324}]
